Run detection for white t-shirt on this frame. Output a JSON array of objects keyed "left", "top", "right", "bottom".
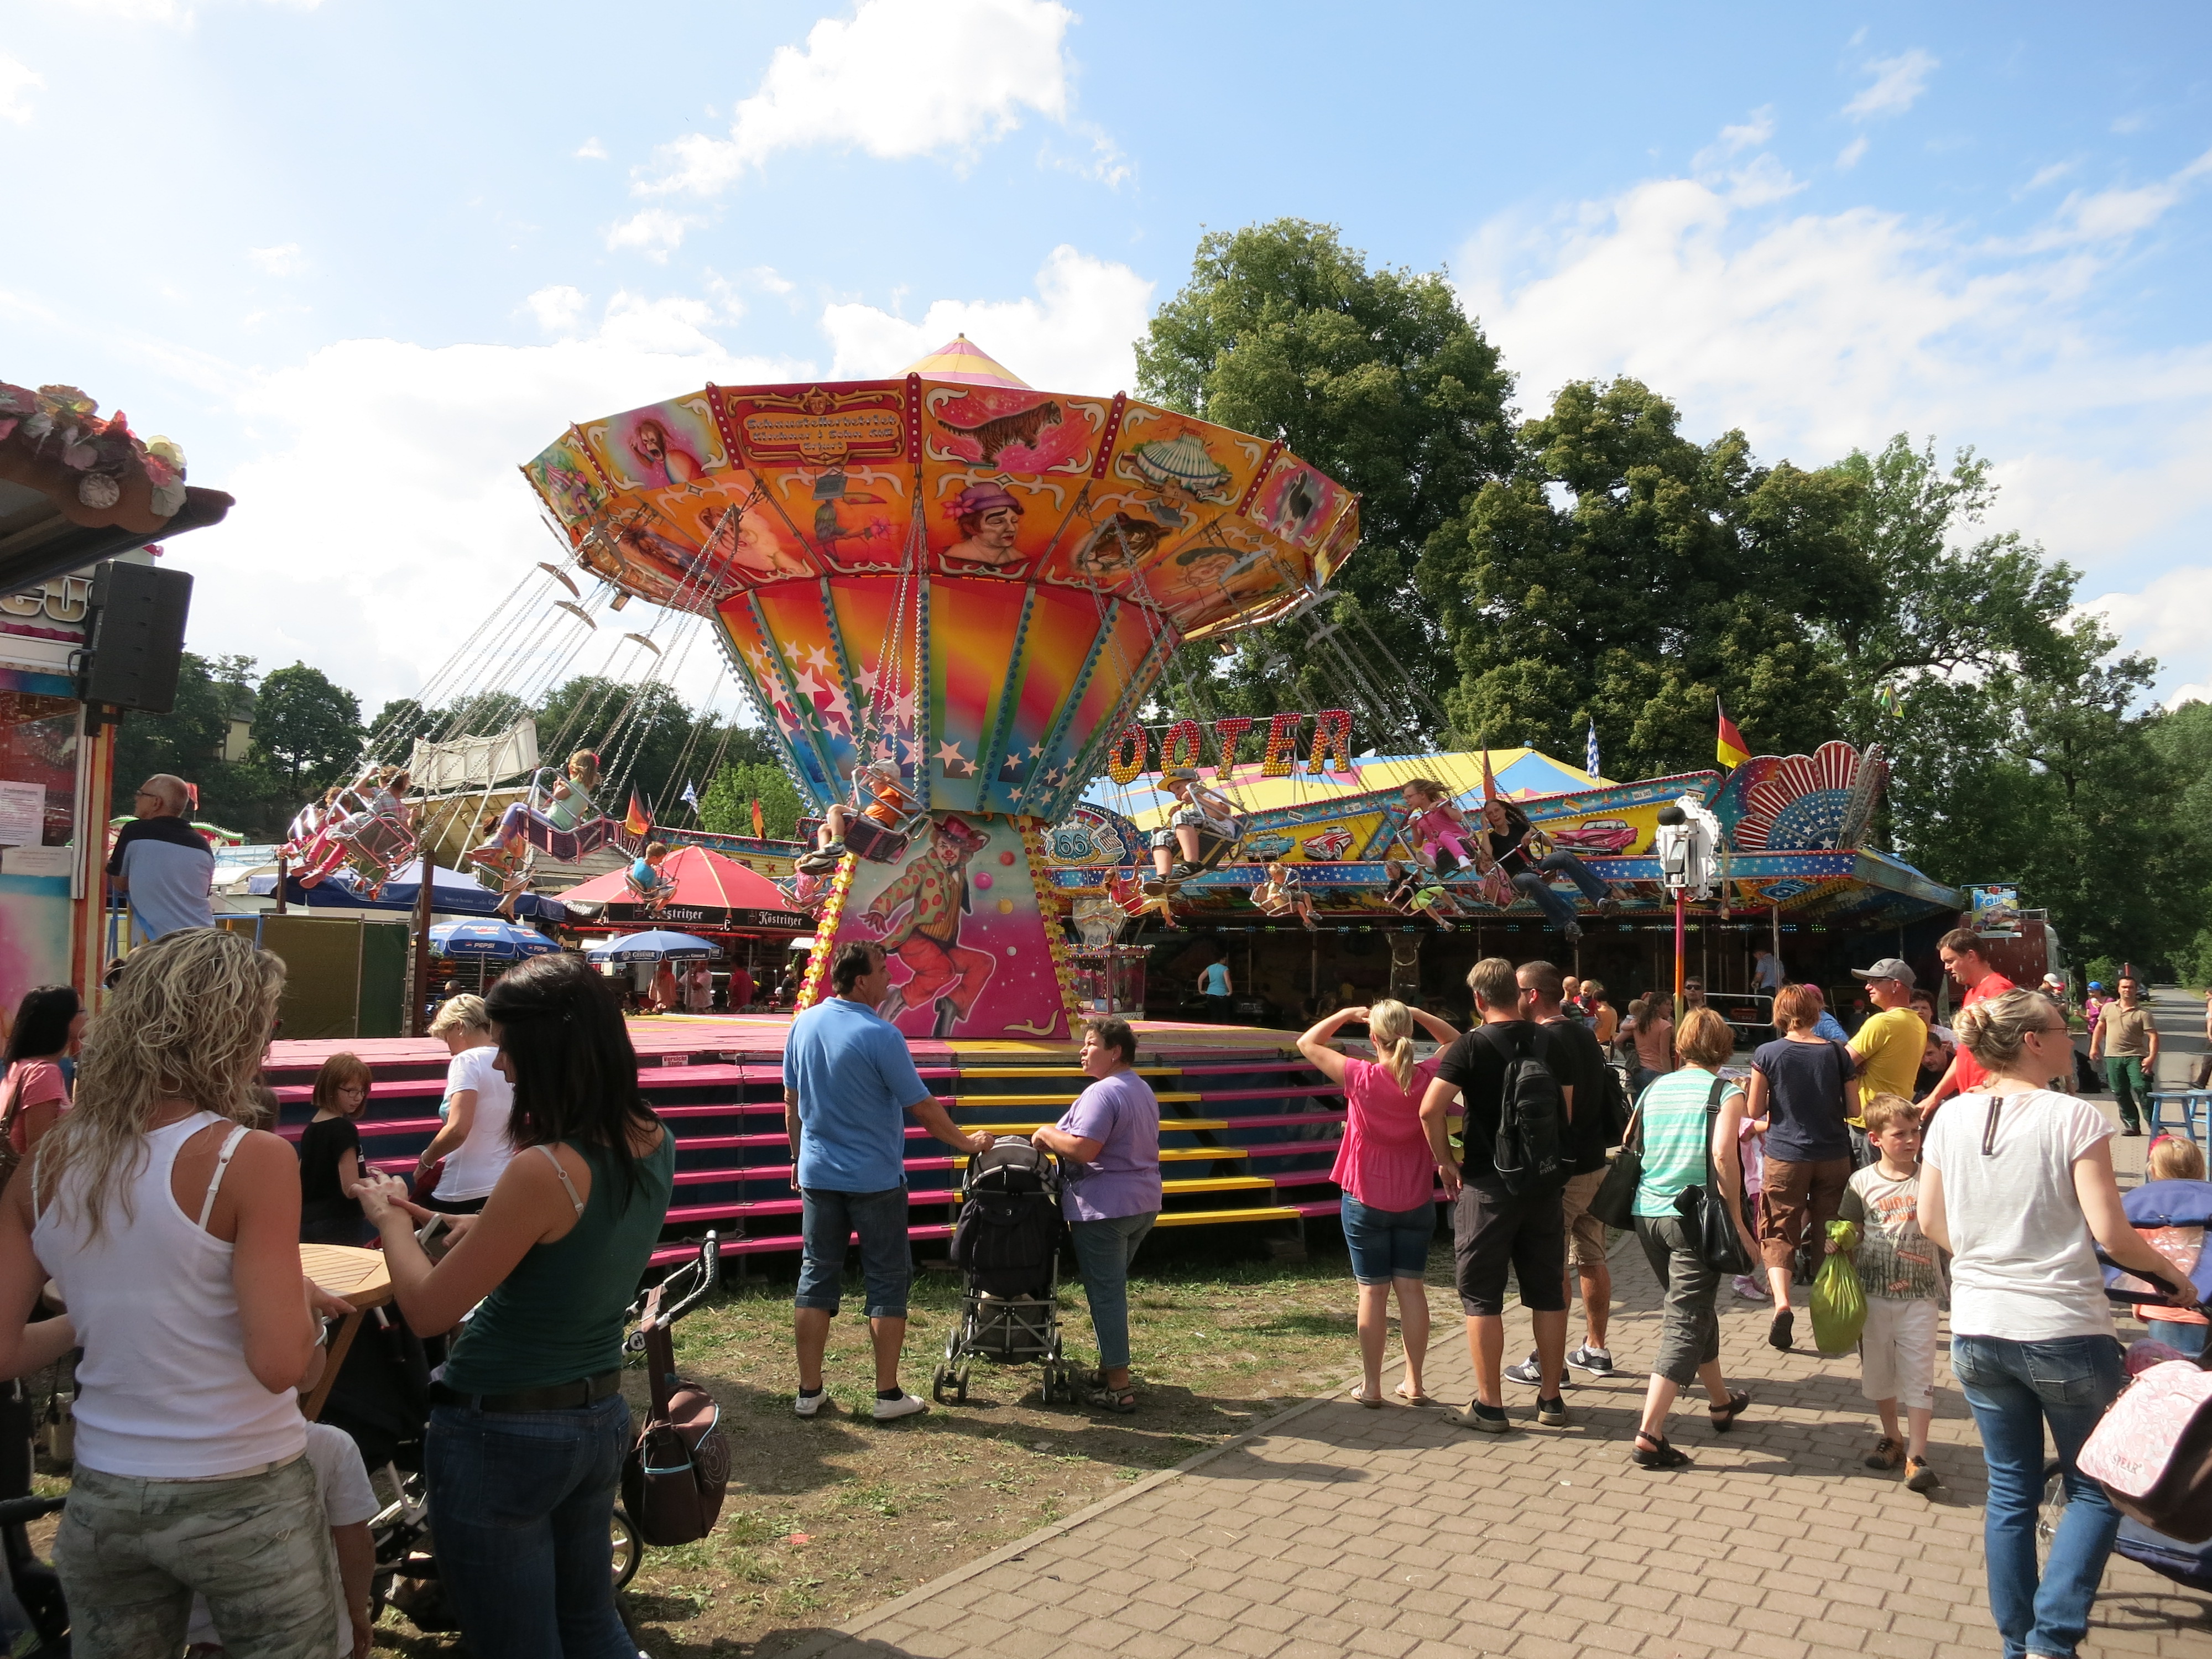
[
  {"left": 186, "top": 1420, "right": 379, "bottom": 1653},
  {"left": 1922, "top": 1087, "right": 2116, "bottom": 1342},
  {"left": 437, "top": 1044, "right": 515, "bottom": 1201}
]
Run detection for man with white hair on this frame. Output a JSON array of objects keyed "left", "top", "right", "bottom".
[{"left": 105, "top": 773, "right": 214, "bottom": 942}]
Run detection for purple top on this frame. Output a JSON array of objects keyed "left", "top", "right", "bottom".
[{"left": 1053, "top": 1070, "right": 1162, "bottom": 1223}]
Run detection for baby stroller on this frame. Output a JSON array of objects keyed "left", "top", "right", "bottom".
[
  {"left": 2036, "top": 1179, "right": 2212, "bottom": 1588},
  {"left": 936, "top": 1139, "right": 1077, "bottom": 1405}
]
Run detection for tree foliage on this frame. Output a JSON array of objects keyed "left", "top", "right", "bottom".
[
  {"left": 109, "top": 654, "right": 272, "bottom": 833},
  {"left": 1136, "top": 218, "right": 1515, "bottom": 738},
  {"left": 700, "top": 760, "right": 803, "bottom": 841},
  {"left": 250, "top": 663, "right": 362, "bottom": 795}
]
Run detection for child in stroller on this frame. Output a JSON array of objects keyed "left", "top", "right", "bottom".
[{"left": 937, "top": 1139, "right": 1079, "bottom": 1405}]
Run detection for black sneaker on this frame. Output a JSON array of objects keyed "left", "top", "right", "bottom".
[
  {"left": 1567, "top": 1345, "right": 1614, "bottom": 1377},
  {"left": 1769, "top": 1308, "right": 1795, "bottom": 1351},
  {"left": 1536, "top": 1395, "right": 1568, "bottom": 1427}
]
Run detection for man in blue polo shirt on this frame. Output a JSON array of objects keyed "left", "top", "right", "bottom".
[
  {"left": 784, "top": 940, "right": 990, "bottom": 1421},
  {"left": 106, "top": 774, "right": 214, "bottom": 942}
]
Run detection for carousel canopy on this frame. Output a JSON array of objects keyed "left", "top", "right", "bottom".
[
  {"left": 1097, "top": 746, "right": 1608, "bottom": 831},
  {"left": 560, "top": 844, "right": 807, "bottom": 932}
]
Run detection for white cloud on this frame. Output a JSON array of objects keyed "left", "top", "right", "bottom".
[
  {"left": 247, "top": 243, "right": 306, "bottom": 276},
  {"left": 524, "top": 284, "right": 586, "bottom": 333},
  {"left": 1693, "top": 106, "right": 1775, "bottom": 170},
  {"left": 638, "top": 0, "right": 1074, "bottom": 197},
  {"left": 573, "top": 137, "right": 607, "bottom": 160},
  {"left": 1844, "top": 49, "right": 1938, "bottom": 121},
  {"left": 2168, "top": 685, "right": 2210, "bottom": 711},
  {"left": 180, "top": 300, "right": 804, "bottom": 708},
  {"left": 1837, "top": 135, "right": 1869, "bottom": 171},
  {"left": 603, "top": 208, "right": 702, "bottom": 262},
  {"left": 0, "top": 54, "right": 43, "bottom": 124},
  {"left": 2023, "top": 160, "right": 2075, "bottom": 192},
  {"left": 1454, "top": 163, "right": 2212, "bottom": 697},
  {"left": 2031, "top": 147, "right": 2212, "bottom": 246},
  {"left": 61, "top": 0, "right": 320, "bottom": 20},
  {"left": 820, "top": 244, "right": 1152, "bottom": 393}
]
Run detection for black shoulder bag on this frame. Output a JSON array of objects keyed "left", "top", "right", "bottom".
[
  {"left": 1687, "top": 1076, "right": 1756, "bottom": 1275},
  {"left": 1585, "top": 1097, "right": 1644, "bottom": 1232}
]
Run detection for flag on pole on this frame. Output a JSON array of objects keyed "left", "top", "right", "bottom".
[
  {"left": 624, "top": 791, "right": 650, "bottom": 837},
  {"left": 1716, "top": 698, "right": 1751, "bottom": 769},
  {"left": 1585, "top": 719, "right": 1600, "bottom": 781},
  {"left": 749, "top": 797, "right": 764, "bottom": 839},
  {"left": 680, "top": 779, "right": 700, "bottom": 813}
]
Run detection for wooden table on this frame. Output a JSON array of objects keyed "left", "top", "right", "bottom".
[{"left": 299, "top": 1244, "right": 393, "bottom": 1422}]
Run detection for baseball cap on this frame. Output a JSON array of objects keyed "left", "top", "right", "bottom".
[{"left": 1851, "top": 958, "right": 1916, "bottom": 988}]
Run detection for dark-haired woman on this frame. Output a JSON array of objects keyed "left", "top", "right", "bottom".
[
  {"left": 2, "top": 985, "right": 84, "bottom": 1157},
  {"left": 354, "top": 953, "right": 673, "bottom": 1659}
]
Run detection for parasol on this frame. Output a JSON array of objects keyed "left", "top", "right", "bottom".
[
  {"left": 428, "top": 919, "right": 560, "bottom": 961},
  {"left": 585, "top": 930, "right": 723, "bottom": 964}
]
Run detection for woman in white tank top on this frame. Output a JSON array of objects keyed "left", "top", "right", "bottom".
[{"left": 0, "top": 930, "right": 340, "bottom": 1659}]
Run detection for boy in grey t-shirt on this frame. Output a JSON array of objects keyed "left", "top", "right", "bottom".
[{"left": 1839, "top": 1094, "right": 1944, "bottom": 1494}]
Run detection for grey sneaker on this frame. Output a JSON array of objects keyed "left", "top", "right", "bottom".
[
  {"left": 1567, "top": 1345, "right": 1614, "bottom": 1377},
  {"left": 1502, "top": 1353, "right": 1546, "bottom": 1386}
]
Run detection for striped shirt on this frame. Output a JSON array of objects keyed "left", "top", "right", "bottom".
[{"left": 1634, "top": 1067, "right": 1741, "bottom": 1219}]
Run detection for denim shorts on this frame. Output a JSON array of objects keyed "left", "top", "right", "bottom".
[
  {"left": 1340, "top": 1196, "right": 1436, "bottom": 1285},
  {"left": 797, "top": 1186, "right": 913, "bottom": 1318}
]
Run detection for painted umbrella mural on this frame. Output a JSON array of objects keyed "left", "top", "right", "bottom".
[{"left": 523, "top": 338, "right": 1360, "bottom": 1040}]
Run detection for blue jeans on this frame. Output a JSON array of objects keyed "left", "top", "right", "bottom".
[
  {"left": 425, "top": 1391, "right": 636, "bottom": 1659},
  {"left": 2146, "top": 1319, "right": 2209, "bottom": 1357},
  {"left": 1512, "top": 851, "right": 1610, "bottom": 930},
  {"left": 797, "top": 1186, "right": 912, "bottom": 1318},
  {"left": 1340, "top": 1196, "right": 1435, "bottom": 1284},
  {"left": 1950, "top": 1333, "right": 2126, "bottom": 1659},
  {"left": 1069, "top": 1211, "right": 1156, "bottom": 1370}
]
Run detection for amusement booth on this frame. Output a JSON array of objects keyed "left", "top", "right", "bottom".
[{"left": 0, "top": 380, "right": 227, "bottom": 1005}]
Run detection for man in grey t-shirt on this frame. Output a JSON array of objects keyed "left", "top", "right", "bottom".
[{"left": 105, "top": 774, "right": 214, "bottom": 942}]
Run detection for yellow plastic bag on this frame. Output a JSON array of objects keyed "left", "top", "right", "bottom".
[{"left": 1810, "top": 1218, "right": 1867, "bottom": 1354}]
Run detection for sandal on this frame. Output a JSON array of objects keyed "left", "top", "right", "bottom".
[
  {"left": 1352, "top": 1390, "right": 1384, "bottom": 1409},
  {"left": 1708, "top": 1390, "right": 1751, "bottom": 1432},
  {"left": 1631, "top": 1432, "right": 1691, "bottom": 1469},
  {"left": 1086, "top": 1385, "right": 1138, "bottom": 1414},
  {"left": 1394, "top": 1384, "right": 1438, "bottom": 1406},
  {"left": 1768, "top": 1308, "right": 1795, "bottom": 1351}
]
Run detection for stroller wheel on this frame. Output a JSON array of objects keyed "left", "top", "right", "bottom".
[
  {"left": 931, "top": 1364, "right": 954, "bottom": 1405},
  {"left": 954, "top": 1367, "right": 971, "bottom": 1405},
  {"left": 611, "top": 1504, "right": 642, "bottom": 1590}
]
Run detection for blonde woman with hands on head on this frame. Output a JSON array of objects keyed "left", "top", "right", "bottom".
[
  {"left": 1921, "top": 988, "right": 2198, "bottom": 1659},
  {"left": 0, "top": 929, "right": 341, "bottom": 1658},
  {"left": 1298, "top": 999, "right": 1460, "bottom": 1406}
]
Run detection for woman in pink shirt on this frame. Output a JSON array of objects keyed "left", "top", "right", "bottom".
[
  {"left": 2, "top": 985, "right": 85, "bottom": 1157},
  {"left": 1299, "top": 999, "right": 1460, "bottom": 1406}
]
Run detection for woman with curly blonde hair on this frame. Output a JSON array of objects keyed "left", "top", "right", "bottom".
[{"left": 0, "top": 928, "right": 336, "bottom": 1657}]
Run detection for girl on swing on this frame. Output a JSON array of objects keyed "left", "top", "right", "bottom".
[
  {"left": 467, "top": 749, "right": 604, "bottom": 869},
  {"left": 1401, "top": 778, "right": 1472, "bottom": 874}
]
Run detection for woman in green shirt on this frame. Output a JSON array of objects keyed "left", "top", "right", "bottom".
[
  {"left": 1627, "top": 1005, "right": 1757, "bottom": 1469},
  {"left": 356, "top": 952, "right": 673, "bottom": 1658}
]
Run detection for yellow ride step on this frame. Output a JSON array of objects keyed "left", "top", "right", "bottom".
[
  {"left": 1152, "top": 1205, "right": 1302, "bottom": 1228},
  {"left": 1159, "top": 1146, "right": 1246, "bottom": 1162},
  {"left": 1160, "top": 1175, "right": 1275, "bottom": 1196},
  {"left": 950, "top": 1092, "right": 1201, "bottom": 1107}
]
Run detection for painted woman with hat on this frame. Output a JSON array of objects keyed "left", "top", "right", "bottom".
[{"left": 941, "top": 482, "right": 1026, "bottom": 572}]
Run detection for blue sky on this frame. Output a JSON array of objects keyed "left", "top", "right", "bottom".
[{"left": 6, "top": 0, "right": 2210, "bottom": 715}]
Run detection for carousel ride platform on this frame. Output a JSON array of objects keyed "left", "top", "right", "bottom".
[{"left": 262, "top": 1014, "right": 1359, "bottom": 1267}]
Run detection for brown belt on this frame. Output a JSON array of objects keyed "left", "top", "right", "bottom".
[{"left": 430, "top": 1369, "right": 623, "bottom": 1413}]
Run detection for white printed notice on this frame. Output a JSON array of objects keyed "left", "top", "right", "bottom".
[{"left": 0, "top": 782, "right": 45, "bottom": 849}]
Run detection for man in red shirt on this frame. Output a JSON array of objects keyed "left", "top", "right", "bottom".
[{"left": 1916, "top": 928, "right": 2018, "bottom": 1121}]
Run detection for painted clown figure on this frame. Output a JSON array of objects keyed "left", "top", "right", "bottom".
[{"left": 862, "top": 816, "right": 997, "bottom": 1037}]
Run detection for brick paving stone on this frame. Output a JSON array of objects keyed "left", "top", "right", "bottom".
[{"left": 792, "top": 1235, "right": 2212, "bottom": 1659}]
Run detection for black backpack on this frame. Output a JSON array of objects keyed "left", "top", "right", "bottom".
[
  {"left": 1491, "top": 1024, "right": 1568, "bottom": 1196},
  {"left": 952, "top": 1140, "right": 1065, "bottom": 1297}
]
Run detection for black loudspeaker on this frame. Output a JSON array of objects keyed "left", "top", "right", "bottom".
[{"left": 79, "top": 561, "right": 193, "bottom": 714}]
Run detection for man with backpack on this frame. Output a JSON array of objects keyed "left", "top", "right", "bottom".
[
  {"left": 1420, "top": 957, "right": 1575, "bottom": 1432},
  {"left": 1505, "top": 961, "right": 1624, "bottom": 1389}
]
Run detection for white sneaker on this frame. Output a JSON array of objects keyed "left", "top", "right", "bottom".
[
  {"left": 872, "top": 1390, "right": 929, "bottom": 1422},
  {"left": 793, "top": 1388, "right": 829, "bottom": 1417}
]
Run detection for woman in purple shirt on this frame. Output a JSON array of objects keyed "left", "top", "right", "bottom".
[{"left": 1032, "top": 1017, "right": 1161, "bottom": 1413}]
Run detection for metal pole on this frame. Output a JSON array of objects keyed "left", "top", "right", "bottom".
[
  {"left": 409, "top": 855, "right": 436, "bottom": 1037},
  {"left": 275, "top": 854, "right": 289, "bottom": 916},
  {"left": 1772, "top": 902, "right": 1782, "bottom": 981},
  {"left": 1673, "top": 889, "right": 1686, "bottom": 1009}
]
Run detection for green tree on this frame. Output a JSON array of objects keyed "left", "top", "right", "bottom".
[
  {"left": 700, "top": 759, "right": 803, "bottom": 841},
  {"left": 536, "top": 676, "right": 708, "bottom": 819},
  {"left": 1135, "top": 219, "right": 1516, "bottom": 740},
  {"left": 109, "top": 653, "right": 278, "bottom": 833},
  {"left": 1422, "top": 377, "right": 1871, "bottom": 778},
  {"left": 251, "top": 662, "right": 362, "bottom": 798}
]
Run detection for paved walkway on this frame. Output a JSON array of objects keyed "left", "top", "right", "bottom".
[{"left": 792, "top": 1140, "right": 2212, "bottom": 1657}]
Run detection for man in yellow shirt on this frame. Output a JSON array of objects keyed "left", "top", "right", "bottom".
[{"left": 1848, "top": 958, "right": 1928, "bottom": 1119}]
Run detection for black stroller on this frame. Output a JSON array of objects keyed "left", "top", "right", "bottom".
[{"left": 935, "top": 1139, "right": 1077, "bottom": 1405}]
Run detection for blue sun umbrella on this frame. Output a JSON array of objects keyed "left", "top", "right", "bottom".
[
  {"left": 429, "top": 919, "right": 560, "bottom": 961},
  {"left": 585, "top": 930, "right": 723, "bottom": 964}
]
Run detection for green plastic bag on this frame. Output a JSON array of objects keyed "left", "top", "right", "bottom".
[{"left": 1809, "top": 1219, "right": 1867, "bottom": 1355}]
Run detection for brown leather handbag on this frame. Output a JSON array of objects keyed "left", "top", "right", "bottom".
[{"left": 621, "top": 1282, "right": 731, "bottom": 1547}]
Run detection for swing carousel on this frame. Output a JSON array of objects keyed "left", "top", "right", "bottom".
[{"left": 515, "top": 337, "right": 1358, "bottom": 1042}]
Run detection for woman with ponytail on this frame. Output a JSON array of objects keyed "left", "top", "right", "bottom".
[{"left": 1300, "top": 999, "right": 1461, "bottom": 1406}]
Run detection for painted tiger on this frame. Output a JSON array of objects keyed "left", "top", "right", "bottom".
[{"left": 937, "top": 399, "right": 1063, "bottom": 463}]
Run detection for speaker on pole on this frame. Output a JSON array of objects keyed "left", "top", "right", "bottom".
[{"left": 77, "top": 561, "right": 194, "bottom": 714}]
